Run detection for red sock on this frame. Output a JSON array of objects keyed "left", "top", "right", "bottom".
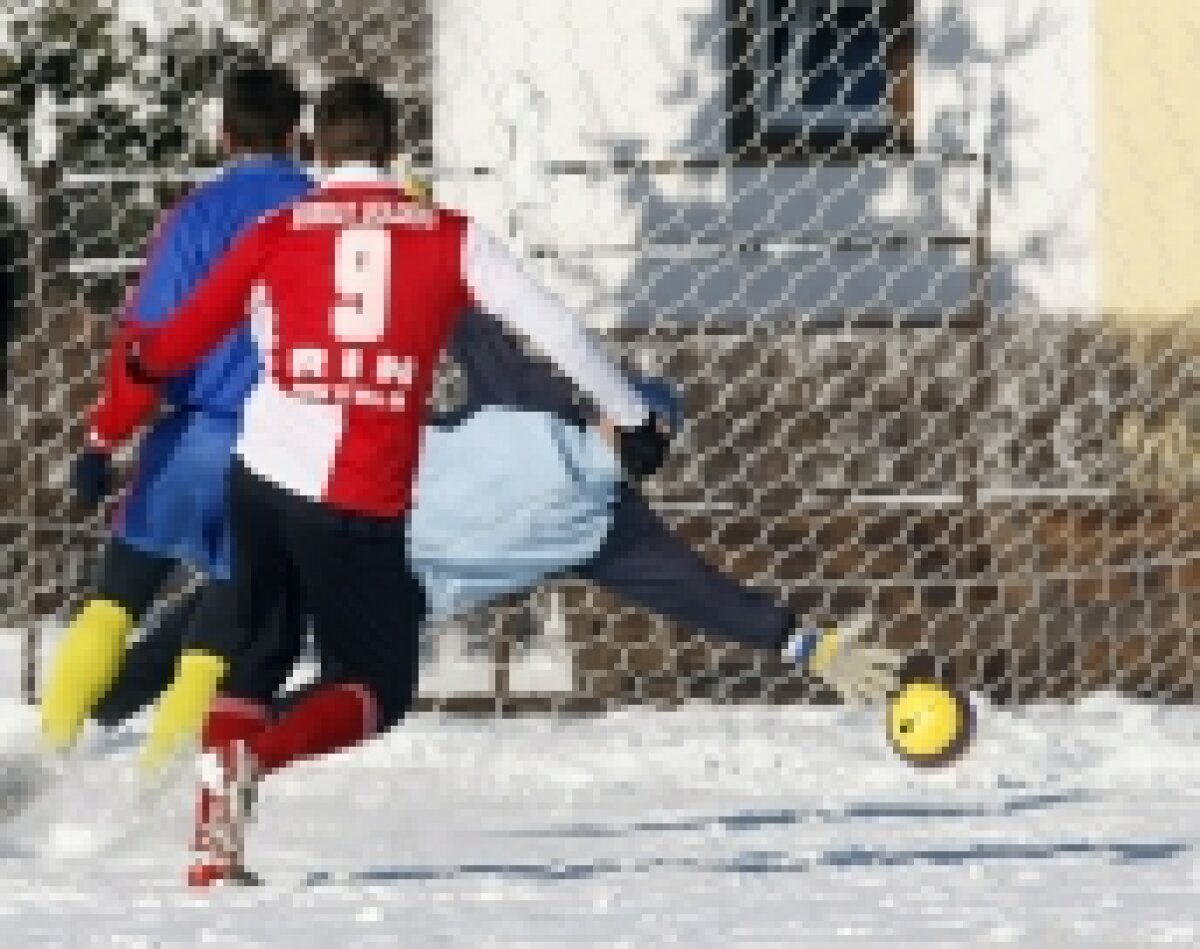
[
  {"left": 195, "top": 698, "right": 269, "bottom": 853},
  {"left": 247, "top": 683, "right": 378, "bottom": 775},
  {"left": 202, "top": 696, "right": 269, "bottom": 754}
]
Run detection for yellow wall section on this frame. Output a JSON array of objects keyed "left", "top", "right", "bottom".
[{"left": 1096, "top": 1, "right": 1200, "bottom": 318}]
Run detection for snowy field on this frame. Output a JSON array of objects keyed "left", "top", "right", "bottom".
[{"left": 3, "top": 690, "right": 1200, "bottom": 947}]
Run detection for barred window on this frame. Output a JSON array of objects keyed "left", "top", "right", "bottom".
[{"left": 729, "top": 0, "right": 916, "bottom": 161}]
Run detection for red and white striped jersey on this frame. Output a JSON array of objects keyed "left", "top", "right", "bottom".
[{"left": 134, "top": 165, "right": 647, "bottom": 518}]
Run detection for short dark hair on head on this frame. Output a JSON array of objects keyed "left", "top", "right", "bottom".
[
  {"left": 314, "top": 77, "right": 399, "bottom": 166},
  {"left": 221, "top": 65, "right": 304, "bottom": 153}
]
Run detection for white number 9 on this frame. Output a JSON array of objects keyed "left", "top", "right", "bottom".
[{"left": 333, "top": 228, "right": 391, "bottom": 343}]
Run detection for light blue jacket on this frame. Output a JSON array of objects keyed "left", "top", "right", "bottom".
[{"left": 408, "top": 408, "right": 621, "bottom": 618}]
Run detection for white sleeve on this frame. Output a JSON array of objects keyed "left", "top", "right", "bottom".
[{"left": 463, "top": 222, "right": 649, "bottom": 428}]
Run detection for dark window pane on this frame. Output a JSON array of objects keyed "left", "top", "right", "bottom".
[
  {"left": 803, "top": 17, "right": 887, "bottom": 107},
  {"left": 762, "top": 0, "right": 890, "bottom": 128}
]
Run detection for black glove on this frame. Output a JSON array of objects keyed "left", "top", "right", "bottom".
[
  {"left": 617, "top": 412, "right": 669, "bottom": 480},
  {"left": 73, "top": 448, "right": 114, "bottom": 509}
]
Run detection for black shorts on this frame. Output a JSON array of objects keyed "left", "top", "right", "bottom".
[
  {"left": 201, "top": 461, "right": 427, "bottom": 731},
  {"left": 93, "top": 577, "right": 308, "bottom": 727},
  {"left": 91, "top": 529, "right": 310, "bottom": 727}
]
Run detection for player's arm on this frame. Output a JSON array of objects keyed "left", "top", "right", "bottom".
[
  {"left": 73, "top": 202, "right": 203, "bottom": 506},
  {"left": 127, "top": 211, "right": 287, "bottom": 380},
  {"left": 463, "top": 224, "right": 666, "bottom": 477},
  {"left": 86, "top": 200, "right": 195, "bottom": 440},
  {"left": 87, "top": 319, "right": 160, "bottom": 451},
  {"left": 91, "top": 197, "right": 205, "bottom": 434},
  {"left": 73, "top": 319, "right": 164, "bottom": 506},
  {"left": 84, "top": 200, "right": 199, "bottom": 456}
]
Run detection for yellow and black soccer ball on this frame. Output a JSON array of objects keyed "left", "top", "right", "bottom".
[{"left": 886, "top": 679, "right": 974, "bottom": 768}]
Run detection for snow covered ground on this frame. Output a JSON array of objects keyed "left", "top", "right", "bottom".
[{"left": 3, "top": 693, "right": 1200, "bottom": 947}]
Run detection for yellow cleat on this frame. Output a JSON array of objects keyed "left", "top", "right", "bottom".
[
  {"left": 41, "top": 599, "right": 133, "bottom": 751},
  {"left": 140, "top": 650, "right": 228, "bottom": 776}
]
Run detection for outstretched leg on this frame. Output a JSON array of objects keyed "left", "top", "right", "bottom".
[
  {"left": 576, "top": 492, "right": 903, "bottom": 702},
  {"left": 575, "top": 490, "right": 792, "bottom": 650}
]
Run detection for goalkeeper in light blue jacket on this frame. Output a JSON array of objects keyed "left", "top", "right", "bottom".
[
  {"left": 95, "top": 303, "right": 903, "bottom": 733},
  {"left": 408, "top": 308, "right": 904, "bottom": 705}
]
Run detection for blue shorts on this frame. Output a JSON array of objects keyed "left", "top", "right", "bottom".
[{"left": 113, "top": 410, "right": 239, "bottom": 580}]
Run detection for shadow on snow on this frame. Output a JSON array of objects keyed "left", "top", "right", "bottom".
[
  {"left": 306, "top": 837, "right": 1186, "bottom": 887},
  {"left": 502, "top": 790, "right": 1094, "bottom": 840}
]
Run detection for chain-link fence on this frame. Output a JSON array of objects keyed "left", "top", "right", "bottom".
[{"left": 2, "top": 0, "right": 1197, "bottom": 709}]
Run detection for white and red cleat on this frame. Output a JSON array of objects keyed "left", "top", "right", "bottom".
[
  {"left": 187, "top": 699, "right": 268, "bottom": 887},
  {"left": 187, "top": 739, "right": 261, "bottom": 887}
]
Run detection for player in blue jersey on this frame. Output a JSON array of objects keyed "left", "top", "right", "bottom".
[{"left": 38, "top": 65, "right": 313, "bottom": 752}]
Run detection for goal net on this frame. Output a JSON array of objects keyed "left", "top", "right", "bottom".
[{"left": 2, "top": 0, "right": 1197, "bottom": 709}]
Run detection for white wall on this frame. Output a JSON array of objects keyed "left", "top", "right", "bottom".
[
  {"left": 434, "top": 0, "right": 1097, "bottom": 325},
  {"left": 919, "top": 0, "right": 1096, "bottom": 315}
]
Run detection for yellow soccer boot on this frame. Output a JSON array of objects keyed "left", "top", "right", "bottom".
[
  {"left": 41, "top": 599, "right": 133, "bottom": 751},
  {"left": 140, "top": 650, "right": 229, "bottom": 776}
]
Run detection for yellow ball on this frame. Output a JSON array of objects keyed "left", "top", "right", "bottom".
[{"left": 886, "top": 679, "right": 973, "bottom": 768}]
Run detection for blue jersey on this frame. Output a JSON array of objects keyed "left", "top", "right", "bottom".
[
  {"left": 115, "top": 157, "right": 311, "bottom": 577},
  {"left": 130, "top": 156, "right": 312, "bottom": 416}
]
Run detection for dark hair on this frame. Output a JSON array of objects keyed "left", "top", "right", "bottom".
[
  {"left": 221, "top": 65, "right": 304, "bottom": 153},
  {"left": 314, "top": 77, "right": 399, "bottom": 166}
]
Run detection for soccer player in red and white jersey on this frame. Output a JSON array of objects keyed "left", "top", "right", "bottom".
[{"left": 126, "top": 79, "right": 665, "bottom": 808}]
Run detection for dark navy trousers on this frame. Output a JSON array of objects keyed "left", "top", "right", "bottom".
[{"left": 450, "top": 308, "right": 790, "bottom": 650}]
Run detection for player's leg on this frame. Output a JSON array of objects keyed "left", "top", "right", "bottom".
[
  {"left": 233, "top": 468, "right": 424, "bottom": 776},
  {"left": 576, "top": 490, "right": 792, "bottom": 649},
  {"left": 138, "top": 457, "right": 291, "bottom": 773},
  {"left": 173, "top": 549, "right": 311, "bottom": 885},
  {"left": 140, "top": 461, "right": 416, "bottom": 777},
  {"left": 95, "top": 537, "right": 181, "bottom": 617},
  {"left": 93, "top": 538, "right": 309, "bottom": 730},
  {"left": 40, "top": 538, "right": 176, "bottom": 749},
  {"left": 188, "top": 482, "right": 415, "bottom": 885},
  {"left": 189, "top": 566, "right": 314, "bottom": 780},
  {"left": 577, "top": 491, "right": 904, "bottom": 703},
  {"left": 42, "top": 411, "right": 234, "bottom": 749},
  {"left": 188, "top": 576, "right": 311, "bottom": 767},
  {"left": 90, "top": 584, "right": 202, "bottom": 728},
  {"left": 184, "top": 582, "right": 291, "bottom": 885},
  {"left": 217, "top": 567, "right": 311, "bottom": 708}
]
